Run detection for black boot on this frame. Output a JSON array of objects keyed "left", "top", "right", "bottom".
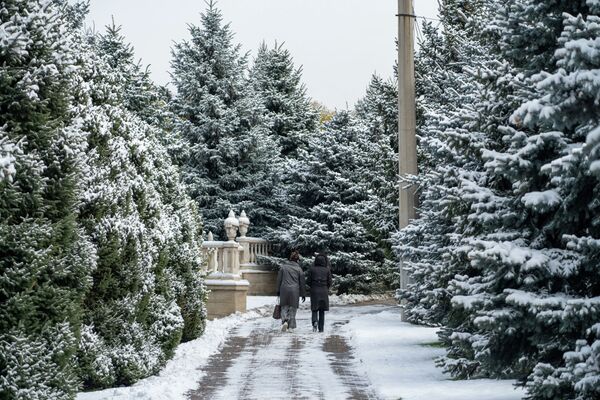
[
  {"left": 318, "top": 310, "right": 325, "bottom": 332},
  {"left": 311, "top": 310, "right": 318, "bottom": 332}
]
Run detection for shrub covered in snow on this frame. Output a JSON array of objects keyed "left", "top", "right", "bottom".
[
  {"left": 1, "top": 2, "right": 206, "bottom": 397},
  {"left": 398, "top": 0, "right": 600, "bottom": 398},
  {"left": 73, "top": 22, "right": 206, "bottom": 389},
  {"left": 0, "top": 1, "right": 95, "bottom": 398}
]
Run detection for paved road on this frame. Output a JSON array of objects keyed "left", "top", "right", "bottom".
[{"left": 188, "top": 305, "right": 387, "bottom": 400}]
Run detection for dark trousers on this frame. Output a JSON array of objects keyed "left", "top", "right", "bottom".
[{"left": 311, "top": 309, "right": 325, "bottom": 332}]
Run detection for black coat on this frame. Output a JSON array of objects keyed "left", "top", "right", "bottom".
[{"left": 307, "top": 264, "right": 332, "bottom": 311}]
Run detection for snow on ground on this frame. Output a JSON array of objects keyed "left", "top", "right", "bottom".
[
  {"left": 329, "top": 293, "right": 392, "bottom": 305},
  {"left": 246, "top": 293, "right": 392, "bottom": 312},
  {"left": 78, "top": 296, "right": 525, "bottom": 400},
  {"left": 345, "top": 308, "right": 526, "bottom": 400},
  {"left": 77, "top": 305, "right": 273, "bottom": 400},
  {"left": 246, "top": 295, "right": 276, "bottom": 310},
  {"left": 198, "top": 308, "right": 357, "bottom": 400}
]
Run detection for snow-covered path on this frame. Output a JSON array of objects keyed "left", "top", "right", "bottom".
[
  {"left": 187, "top": 305, "right": 379, "bottom": 400},
  {"left": 78, "top": 300, "right": 525, "bottom": 400},
  {"left": 186, "top": 303, "right": 524, "bottom": 400}
]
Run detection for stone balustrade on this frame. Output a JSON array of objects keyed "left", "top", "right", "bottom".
[
  {"left": 238, "top": 237, "right": 271, "bottom": 265},
  {"left": 201, "top": 210, "right": 276, "bottom": 319},
  {"left": 202, "top": 232, "right": 226, "bottom": 274}
]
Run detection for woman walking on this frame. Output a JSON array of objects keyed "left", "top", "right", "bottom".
[
  {"left": 276, "top": 250, "right": 306, "bottom": 332},
  {"left": 307, "top": 253, "right": 332, "bottom": 332}
]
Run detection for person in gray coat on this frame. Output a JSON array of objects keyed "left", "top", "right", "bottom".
[
  {"left": 307, "top": 253, "right": 332, "bottom": 332},
  {"left": 276, "top": 250, "right": 306, "bottom": 332}
]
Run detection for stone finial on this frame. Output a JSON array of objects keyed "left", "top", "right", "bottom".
[
  {"left": 238, "top": 210, "right": 250, "bottom": 237},
  {"left": 207, "top": 231, "right": 214, "bottom": 241},
  {"left": 224, "top": 210, "right": 239, "bottom": 241}
]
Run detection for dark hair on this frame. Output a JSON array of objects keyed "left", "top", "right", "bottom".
[
  {"left": 289, "top": 250, "right": 300, "bottom": 262},
  {"left": 314, "top": 253, "right": 328, "bottom": 268}
]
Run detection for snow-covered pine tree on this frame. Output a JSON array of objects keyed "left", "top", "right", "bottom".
[
  {"left": 94, "top": 23, "right": 207, "bottom": 343},
  {"left": 482, "top": 4, "right": 600, "bottom": 398},
  {"left": 276, "top": 111, "right": 394, "bottom": 293},
  {"left": 354, "top": 75, "right": 399, "bottom": 259},
  {"left": 250, "top": 42, "right": 319, "bottom": 159},
  {"left": 394, "top": 19, "right": 463, "bottom": 326},
  {"left": 72, "top": 22, "right": 206, "bottom": 389},
  {"left": 110, "top": 21, "right": 207, "bottom": 335},
  {"left": 394, "top": 0, "right": 495, "bottom": 330},
  {"left": 170, "top": 2, "right": 279, "bottom": 238},
  {"left": 351, "top": 75, "right": 401, "bottom": 292},
  {"left": 437, "top": 1, "right": 600, "bottom": 393},
  {"left": 248, "top": 42, "right": 320, "bottom": 236},
  {"left": 0, "top": 1, "right": 96, "bottom": 398}
]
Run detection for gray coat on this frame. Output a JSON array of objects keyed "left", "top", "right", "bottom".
[
  {"left": 307, "top": 264, "right": 332, "bottom": 311},
  {"left": 277, "top": 261, "right": 306, "bottom": 308}
]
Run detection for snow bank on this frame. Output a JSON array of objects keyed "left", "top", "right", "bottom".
[
  {"left": 77, "top": 306, "right": 272, "bottom": 400},
  {"left": 246, "top": 295, "right": 276, "bottom": 310},
  {"left": 345, "top": 307, "right": 525, "bottom": 400},
  {"left": 247, "top": 294, "right": 394, "bottom": 313},
  {"left": 329, "top": 293, "right": 393, "bottom": 305}
]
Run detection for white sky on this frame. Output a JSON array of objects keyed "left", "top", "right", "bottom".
[{"left": 84, "top": 1, "right": 439, "bottom": 110}]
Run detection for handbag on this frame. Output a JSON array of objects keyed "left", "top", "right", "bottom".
[{"left": 272, "top": 297, "right": 281, "bottom": 320}]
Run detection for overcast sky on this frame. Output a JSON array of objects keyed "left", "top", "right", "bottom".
[{"left": 84, "top": 1, "right": 439, "bottom": 109}]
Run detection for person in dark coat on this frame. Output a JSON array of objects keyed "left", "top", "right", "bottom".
[
  {"left": 276, "top": 250, "right": 306, "bottom": 332},
  {"left": 307, "top": 253, "right": 332, "bottom": 332}
]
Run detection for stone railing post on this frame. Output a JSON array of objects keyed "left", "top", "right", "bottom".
[
  {"left": 203, "top": 210, "right": 249, "bottom": 319},
  {"left": 221, "top": 210, "right": 241, "bottom": 275},
  {"left": 237, "top": 210, "right": 251, "bottom": 265},
  {"left": 206, "top": 232, "right": 218, "bottom": 273}
]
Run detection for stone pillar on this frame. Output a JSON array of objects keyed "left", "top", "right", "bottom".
[
  {"left": 204, "top": 278, "right": 249, "bottom": 319},
  {"left": 205, "top": 232, "right": 219, "bottom": 273},
  {"left": 221, "top": 210, "right": 241, "bottom": 275},
  {"left": 238, "top": 211, "right": 251, "bottom": 265},
  {"left": 204, "top": 211, "right": 249, "bottom": 319}
]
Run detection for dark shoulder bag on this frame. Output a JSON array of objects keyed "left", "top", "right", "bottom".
[{"left": 272, "top": 297, "right": 281, "bottom": 320}]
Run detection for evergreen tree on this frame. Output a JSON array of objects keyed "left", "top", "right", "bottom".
[
  {"left": 354, "top": 75, "right": 399, "bottom": 274},
  {"left": 400, "top": 1, "right": 600, "bottom": 396},
  {"left": 277, "top": 112, "right": 395, "bottom": 293},
  {"left": 1, "top": 2, "right": 212, "bottom": 395},
  {"left": 170, "top": 2, "right": 279, "bottom": 238},
  {"left": 486, "top": 5, "right": 600, "bottom": 399},
  {"left": 72, "top": 24, "right": 207, "bottom": 389},
  {"left": 394, "top": 0, "right": 495, "bottom": 330},
  {"left": 0, "top": 1, "right": 96, "bottom": 398},
  {"left": 248, "top": 42, "right": 320, "bottom": 237},
  {"left": 439, "top": 0, "right": 600, "bottom": 385},
  {"left": 250, "top": 42, "right": 319, "bottom": 158}
]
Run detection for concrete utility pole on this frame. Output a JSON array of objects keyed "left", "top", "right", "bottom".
[{"left": 398, "top": 0, "right": 417, "bottom": 320}]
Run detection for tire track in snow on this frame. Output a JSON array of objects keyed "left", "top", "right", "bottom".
[
  {"left": 187, "top": 326, "right": 249, "bottom": 400},
  {"left": 323, "top": 334, "right": 379, "bottom": 400},
  {"left": 236, "top": 325, "right": 277, "bottom": 399}
]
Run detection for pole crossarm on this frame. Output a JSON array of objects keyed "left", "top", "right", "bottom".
[{"left": 396, "top": 13, "right": 441, "bottom": 21}]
